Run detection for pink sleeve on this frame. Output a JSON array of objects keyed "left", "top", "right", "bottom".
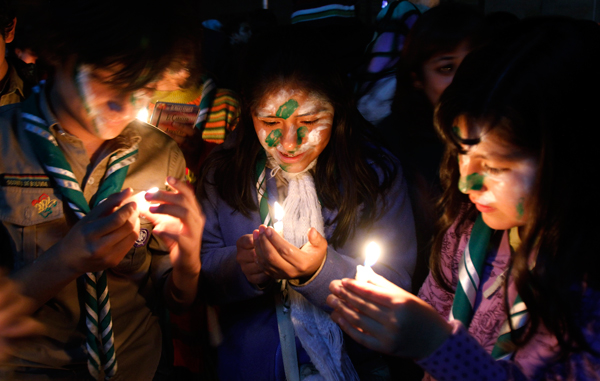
[{"left": 418, "top": 217, "right": 473, "bottom": 320}]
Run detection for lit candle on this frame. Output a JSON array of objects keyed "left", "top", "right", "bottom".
[
  {"left": 136, "top": 107, "right": 149, "bottom": 123},
  {"left": 132, "top": 187, "right": 159, "bottom": 216},
  {"left": 273, "top": 202, "right": 284, "bottom": 235},
  {"left": 356, "top": 241, "right": 381, "bottom": 281}
]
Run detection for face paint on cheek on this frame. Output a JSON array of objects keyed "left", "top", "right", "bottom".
[
  {"left": 516, "top": 197, "right": 525, "bottom": 219},
  {"left": 275, "top": 99, "right": 299, "bottom": 119},
  {"left": 279, "top": 164, "right": 290, "bottom": 171},
  {"left": 307, "top": 126, "right": 328, "bottom": 146},
  {"left": 296, "top": 126, "right": 308, "bottom": 145},
  {"left": 265, "top": 129, "right": 283, "bottom": 147}
]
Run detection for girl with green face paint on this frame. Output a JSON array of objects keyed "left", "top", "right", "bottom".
[
  {"left": 253, "top": 87, "right": 335, "bottom": 173},
  {"left": 455, "top": 116, "right": 537, "bottom": 231}
]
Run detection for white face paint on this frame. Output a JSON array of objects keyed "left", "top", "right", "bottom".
[
  {"left": 455, "top": 116, "right": 537, "bottom": 230},
  {"left": 74, "top": 64, "right": 154, "bottom": 140},
  {"left": 252, "top": 87, "right": 334, "bottom": 173}
]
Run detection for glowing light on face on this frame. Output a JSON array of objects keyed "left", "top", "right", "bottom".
[
  {"left": 74, "top": 64, "right": 153, "bottom": 139},
  {"left": 455, "top": 117, "right": 537, "bottom": 230},
  {"left": 252, "top": 88, "right": 334, "bottom": 173}
]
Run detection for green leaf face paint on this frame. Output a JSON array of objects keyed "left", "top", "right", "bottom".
[
  {"left": 459, "top": 172, "right": 485, "bottom": 193},
  {"left": 296, "top": 126, "right": 308, "bottom": 145},
  {"left": 275, "top": 99, "right": 299, "bottom": 119},
  {"left": 265, "top": 129, "right": 283, "bottom": 147}
]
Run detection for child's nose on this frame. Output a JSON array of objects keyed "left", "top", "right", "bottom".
[
  {"left": 281, "top": 124, "right": 298, "bottom": 152},
  {"left": 458, "top": 156, "right": 486, "bottom": 194}
]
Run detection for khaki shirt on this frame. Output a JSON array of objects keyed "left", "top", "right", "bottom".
[
  {"left": 0, "top": 90, "right": 185, "bottom": 380},
  {"left": 0, "top": 64, "right": 26, "bottom": 107}
]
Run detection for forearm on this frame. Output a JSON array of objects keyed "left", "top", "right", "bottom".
[{"left": 163, "top": 267, "right": 200, "bottom": 313}]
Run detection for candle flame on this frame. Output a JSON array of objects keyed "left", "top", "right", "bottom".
[
  {"left": 147, "top": 187, "right": 159, "bottom": 194},
  {"left": 136, "top": 107, "right": 149, "bottom": 123},
  {"left": 364, "top": 242, "right": 380, "bottom": 267},
  {"left": 274, "top": 202, "right": 284, "bottom": 220}
]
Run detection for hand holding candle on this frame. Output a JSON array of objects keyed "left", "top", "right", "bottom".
[{"left": 356, "top": 241, "right": 381, "bottom": 282}]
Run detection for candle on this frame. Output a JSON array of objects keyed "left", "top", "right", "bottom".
[
  {"left": 273, "top": 202, "right": 284, "bottom": 235},
  {"left": 356, "top": 241, "right": 381, "bottom": 281},
  {"left": 131, "top": 187, "right": 159, "bottom": 216}
]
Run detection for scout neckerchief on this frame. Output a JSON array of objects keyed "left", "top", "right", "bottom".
[
  {"left": 449, "top": 214, "right": 530, "bottom": 360},
  {"left": 254, "top": 151, "right": 359, "bottom": 381},
  {"left": 22, "top": 92, "right": 139, "bottom": 380}
]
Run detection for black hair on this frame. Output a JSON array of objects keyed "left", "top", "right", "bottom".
[
  {"left": 432, "top": 17, "right": 600, "bottom": 356},
  {"left": 35, "top": 0, "right": 202, "bottom": 92},
  {"left": 199, "top": 26, "right": 397, "bottom": 248},
  {"left": 0, "top": 0, "right": 15, "bottom": 39}
]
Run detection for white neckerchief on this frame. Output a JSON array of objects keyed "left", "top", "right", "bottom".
[{"left": 267, "top": 156, "right": 359, "bottom": 381}]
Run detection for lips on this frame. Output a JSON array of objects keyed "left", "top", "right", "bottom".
[
  {"left": 470, "top": 196, "right": 496, "bottom": 213},
  {"left": 276, "top": 150, "right": 306, "bottom": 163}
]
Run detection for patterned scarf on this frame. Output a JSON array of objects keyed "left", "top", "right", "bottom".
[
  {"left": 22, "top": 93, "right": 138, "bottom": 379},
  {"left": 255, "top": 151, "right": 358, "bottom": 380},
  {"left": 449, "top": 214, "right": 529, "bottom": 360}
]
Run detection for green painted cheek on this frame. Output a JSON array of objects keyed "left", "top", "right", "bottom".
[
  {"left": 296, "top": 126, "right": 308, "bottom": 145},
  {"left": 265, "top": 129, "right": 283, "bottom": 147},
  {"left": 275, "top": 99, "right": 299, "bottom": 119},
  {"left": 458, "top": 172, "right": 485, "bottom": 193},
  {"left": 516, "top": 197, "right": 525, "bottom": 219}
]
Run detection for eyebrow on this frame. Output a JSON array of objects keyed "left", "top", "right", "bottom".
[{"left": 256, "top": 108, "right": 329, "bottom": 118}]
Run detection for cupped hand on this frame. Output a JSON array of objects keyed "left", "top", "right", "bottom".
[
  {"left": 327, "top": 273, "right": 452, "bottom": 360},
  {"left": 253, "top": 225, "right": 327, "bottom": 280},
  {"left": 236, "top": 234, "right": 271, "bottom": 285},
  {"left": 60, "top": 188, "right": 140, "bottom": 275}
]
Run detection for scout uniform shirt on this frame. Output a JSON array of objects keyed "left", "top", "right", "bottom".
[{"left": 0, "top": 89, "right": 185, "bottom": 380}]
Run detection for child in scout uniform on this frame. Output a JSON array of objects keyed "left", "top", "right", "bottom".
[{"left": 0, "top": 0, "right": 204, "bottom": 379}]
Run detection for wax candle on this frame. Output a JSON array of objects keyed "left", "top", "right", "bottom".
[
  {"left": 273, "top": 202, "right": 284, "bottom": 235},
  {"left": 356, "top": 241, "right": 381, "bottom": 281}
]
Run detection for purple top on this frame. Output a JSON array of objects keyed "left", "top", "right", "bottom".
[
  {"left": 417, "top": 214, "right": 600, "bottom": 380},
  {"left": 199, "top": 158, "right": 417, "bottom": 380}
]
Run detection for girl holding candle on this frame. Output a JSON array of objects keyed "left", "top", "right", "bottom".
[
  {"left": 327, "top": 18, "right": 600, "bottom": 380},
  {"left": 198, "top": 27, "right": 417, "bottom": 380}
]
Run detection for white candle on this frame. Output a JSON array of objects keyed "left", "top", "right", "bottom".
[
  {"left": 356, "top": 241, "right": 381, "bottom": 281},
  {"left": 273, "top": 201, "right": 284, "bottom": 235}
]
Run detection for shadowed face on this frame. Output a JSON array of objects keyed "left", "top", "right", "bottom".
[
  {"left": 252, "top": 87, "right": 334, "bottom": 173},
  {"left": 455, "top": 116, "right": 537, "bottom": 230},
  {"left": 70, "top": 64, "right": 155, "bottom": 140},
  {"left": 416, "top": 41, "right": 471, "bottom": 106}
]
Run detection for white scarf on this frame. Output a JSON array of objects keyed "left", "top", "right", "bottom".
[{"left": 267, "top": 157, "right": 359, "bottom": 381}]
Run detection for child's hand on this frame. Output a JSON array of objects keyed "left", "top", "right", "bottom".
[
  {"left": 327, "top": 273, "right": 452, "bottom": 360},
  {"left": 143, "top": 177, "right": 203, "bottom": 277},
  {"left": 236, "top": 234, "right": 271, "bottom": 285},
  {"left": 59, "top": 188, "right": 140, "bottom": 274},
  {"left": 253, "top": 225, "right": 327, "bottom": 281}
]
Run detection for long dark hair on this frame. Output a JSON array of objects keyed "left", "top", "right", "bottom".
[
  {"left": 199, "top": 27, "right": 397, "bottom": 248},
  {"left": 432, "top": 18, "right": 600, "bottom": 356}
]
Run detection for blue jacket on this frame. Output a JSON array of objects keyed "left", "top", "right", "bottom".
[{"left": 200, "top": 159, "right": 416, "bottom": 380}]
